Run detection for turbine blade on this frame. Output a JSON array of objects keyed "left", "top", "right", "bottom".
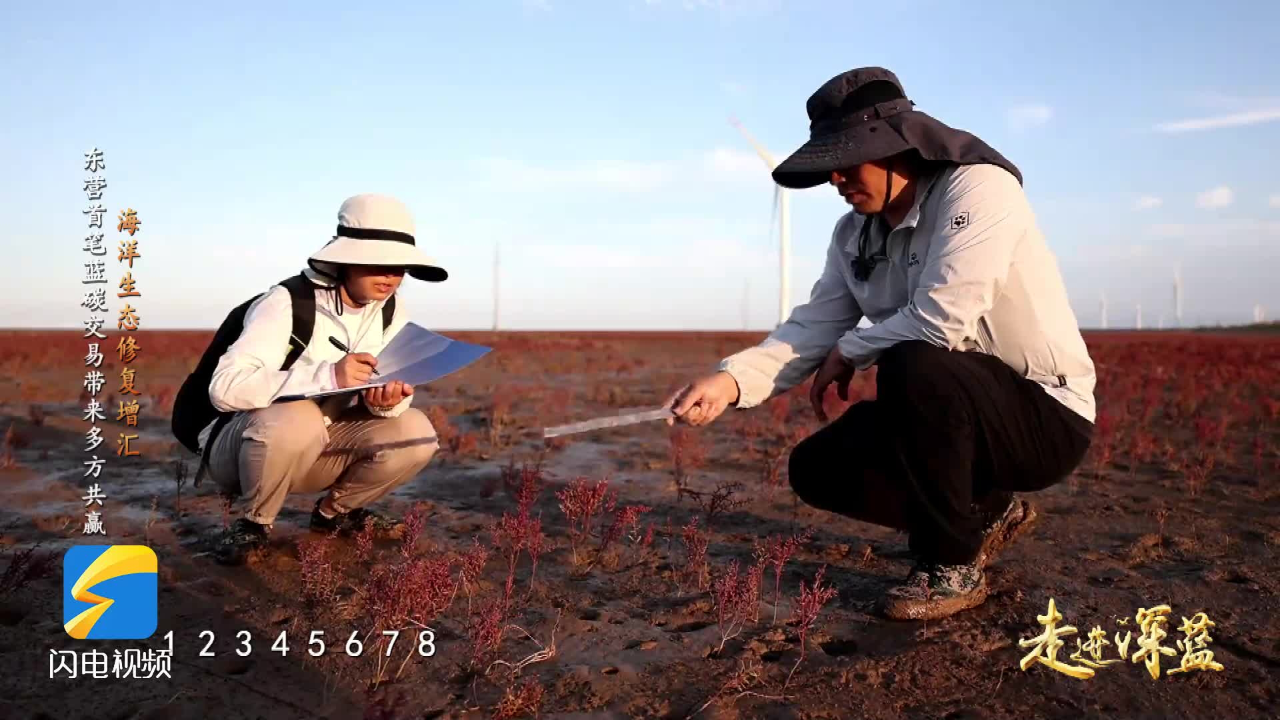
[{"left": 729, "top": 116, "right": 778, "bottom": 169}]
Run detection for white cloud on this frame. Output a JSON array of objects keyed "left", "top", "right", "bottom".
[
  {"left": 1154, "top": 107, "right": 1280, "bottom": 133},
  {"left": 1195, "top": 185, "right": 1234, "bottom": 209},
  {"left": 1007, "top": 104, "right": 1053, "bottom": 131},
  {"left": 1134, "top": 195, "right": 1163, "bottom": 211},
  {"left": 1269, "top": 194, "right": 1280, "bottom": 209},
  {"left": 1146, "top": 219, "right": 1280, "bottom": 239},
  {"left": 473, "top": 156, "right": 674, "bottom": 192},
  {"left": 702, "top": 147, "right": 769, "bottom": 181}
]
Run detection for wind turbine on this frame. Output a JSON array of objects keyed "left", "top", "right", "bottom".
[
  {"left": 1135, "top": 303, "right": 1143, "bottom": 330},
  {"left": 1173, "top": 265, "right": 1184, "bottom": 328},
  {"left": 730, "top": 117, "right": 791, "bottom": 328},
  {"left": 1099, "top": 291, "right": 1109, "bottom": 330}
]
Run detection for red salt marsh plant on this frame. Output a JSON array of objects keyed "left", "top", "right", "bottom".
[
  {"left": 669, "top": 426, "right": 708, "bottom": 501},
  {"left": 596, "top": 503, "right": 651, "bottom": 570},
  {"left": 491, "top": 677, "right": 545, "bottom": 720},
  {"left": 556, "top": 476, "right": 611, "bottom": 566},
  {"left": 362, "top": 554, "right": 456, "bottom": 687},
  {"left": 456, "top": 537, "right": 490, "bottom": 596},
  {"left": 492, "top": 462, "right": 546, "bottom": 601},
  {"left": 785, "top": 565, "right": 838, "bottom": 690},
  {"left": 465, "top": 598, "right": 507, "bottom": 672},
  {"left": 680, "top": 517, "right": 710, "bottom": 593},
  {"left": 710, "top": 558, "right": 763, "bottom": 655},
  {"left": 488, "top": 390, "right": 514, "bottom": 449},
  {"left": 298, "top": 534, "right": 342, "bottom": 610},
  {"left": 399, "top": 502, "right": 430, "bottom": 558},
  {"left": 753, "top": 529, "right": 814, "bottom": 624},
  {"left": 0, "top": 541, "right": 56, "bottom": 597}
]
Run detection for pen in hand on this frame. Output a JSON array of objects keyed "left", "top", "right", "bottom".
[{"left": 328, "top": 336, "right": 380, "bottom": 376}]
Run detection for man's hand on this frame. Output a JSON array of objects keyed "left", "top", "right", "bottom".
[
  {"left": 810, "top": 346, "right": 855, "bottom": 423},
  {"left": 335, "top": 353, "right": 378, "bottom": 388},
  {"left": 665, "top": 371, "right": 740, "bottom": 428},
  {"left": 363, "top": 380, "right": 413, "bottom": 409}
]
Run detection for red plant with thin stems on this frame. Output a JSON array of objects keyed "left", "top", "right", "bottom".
[
  {"left": 492, "top": 510, "right": 542, "bottom": 605},
  {"left": 596, "top": 503, "right": 651, "bottom": 568},
  {"left": 0, "top": 542, "right": 56, "bottom": 597},
  {"left": 501, "top": 460, "right": 545, "bottom": 517},
  {"left": 1186, "top": 452, "right": 1216, "bottom": 497},
  {"left": 785, "top": 565, "right": 838, "bottom": 690},
  {"left": 455, "top": 537, "right": 490, "bottom": 611},
  {"left": 399, "top": 501, "right": 430, "bottom": 558},
  {"left": 556, "top": 476, "right": 610, "bottom": 565},
  {"left": 680, "top": 517, "right": 710, "bottom": 592},
  {"left": 710, "top": 559, "right": 761, "bottom": 654},
  {"left": 492, "top": 678, "right": 545, "bottom": 720},
  {"left": 737, "top": 415, "right": 764, "bottom": 458},
  {"left": 753, "top": 529, "right": 814, "bottom": 623},
  {"left": 466, "top": 598, "right": 507, "bottom": 671},
  {"left": 354, "top": 521, "right": 376, "bottom": 563},
  {"left": 525, "top": 516, "right": 545, "bottom": 591},
  {"left": 489, "top": 390, "right": 514, "bottom": 449},
  {"left": 364, "top": 556, "right": 455, "bottom": 643},
  {"left": 298, "top": 535, "right": 342, "bottom": 609},
  {"left": 669, "top": 426, "right": 708, "bottom": 500}
]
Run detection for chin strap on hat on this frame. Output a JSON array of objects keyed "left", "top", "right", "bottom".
[{"left": 852, "top": 159, "right": 896, "bottom": 282}]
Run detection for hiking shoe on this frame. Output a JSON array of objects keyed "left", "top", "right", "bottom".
[
  {"left": 974, "top": 498, "right": 1038, "bottom": 569},
  {"left": 214, "top": 518, "right": 270, "bottom": 566},
  {"left": 310, "top": 499, "right": 405, "bottom": 537},
  {"left": 879, "top": 561, "right": 988, "bottom": 621}
]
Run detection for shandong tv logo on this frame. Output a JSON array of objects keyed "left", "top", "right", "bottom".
[{"left": 63, "top": 545, "right": 157, "bottom": 640}]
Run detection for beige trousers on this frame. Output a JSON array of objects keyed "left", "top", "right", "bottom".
[{"left": 205, "top": 397, "right": 438, "bottom": 527}]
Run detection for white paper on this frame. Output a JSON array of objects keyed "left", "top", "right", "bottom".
[{"left": 274, "top": 323, "right": 490, "bottom": 402}]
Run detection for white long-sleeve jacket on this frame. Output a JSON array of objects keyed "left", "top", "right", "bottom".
[
  {"left": 720, "top": 163, "right": 1096, "bottom": 422},
  {"left": 198, "top": 269, "right": 414, "bottom": 449}
]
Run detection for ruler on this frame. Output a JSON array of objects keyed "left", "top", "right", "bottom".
[{"left": 542, "top": 407, "right": 675, "bottom": 438}]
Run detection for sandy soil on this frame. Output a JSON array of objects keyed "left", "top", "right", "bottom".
[{"left": 0, "top": 329, "right": 1277, "bottom": 719}]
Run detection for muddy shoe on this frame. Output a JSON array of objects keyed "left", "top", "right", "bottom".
[
  {"left": 974, "top": 498, "right": 1038, "bottom": 569},
  {"left": 214, "top": 518, "right": 270, "bottom": 566},
  {"left": 879, "top": 561, "right": 988, "bottom": 621},
  {"left": 310, "top": 500, "right": 405, "bottom": 537}
]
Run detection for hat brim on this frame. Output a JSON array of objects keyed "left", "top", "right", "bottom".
[
  {"left": 309, "top": 237, "right": 448, "bottom": 282},
  {"left": 772, "top": 116, "right": 913, "bottom": 190},
  {"left": 772, "top": 110, "right": 1024, "bottom": 190}
]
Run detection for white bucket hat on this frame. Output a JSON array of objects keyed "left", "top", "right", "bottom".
[{"left": 307, "top": 194, "right": 448, "bottom": 283}]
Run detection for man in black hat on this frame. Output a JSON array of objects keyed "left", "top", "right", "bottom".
[{"left": 667, "top": 67, "right": 1096, "bottom": 620}]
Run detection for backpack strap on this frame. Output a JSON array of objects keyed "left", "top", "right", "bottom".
[
  {"left": 280, "top": 273, "right": 317, "bottom": 371},
  {"left": 382, "top": 293, "right": 396, "bottom": 332}
]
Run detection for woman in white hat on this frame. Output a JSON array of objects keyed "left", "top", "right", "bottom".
[{"left": 202, "top": 194, "right": 449, "bottom": 565}]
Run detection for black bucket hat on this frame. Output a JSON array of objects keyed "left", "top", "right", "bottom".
[{"left": 772, "top": 67, "right": 1022, "bottom": 190}]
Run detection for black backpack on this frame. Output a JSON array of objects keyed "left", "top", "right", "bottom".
[{"left": 171, "top": 272, "right": 395, "bottom": 456}]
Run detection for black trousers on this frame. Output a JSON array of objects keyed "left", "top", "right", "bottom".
[{"left": 788, "top": 340, "right": 1094, "bottom": 566}]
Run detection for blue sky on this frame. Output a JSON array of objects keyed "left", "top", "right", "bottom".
[{"left": 2, "top": 0, "right": 1278, "bottom": 330}]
